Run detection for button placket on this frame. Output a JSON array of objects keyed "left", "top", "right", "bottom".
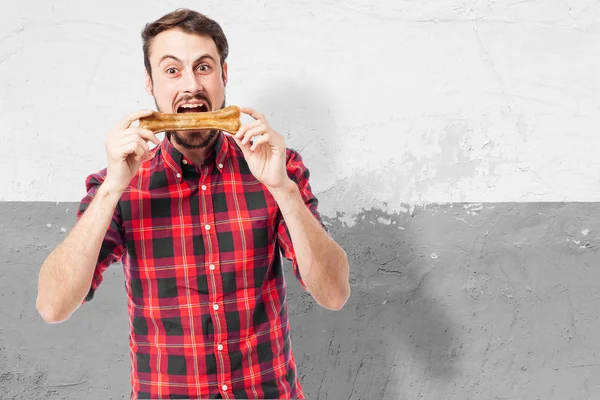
[
  {"left": 200, "top": 162, "right": 225, "bottom": 342},
  {"left": 201, "top": 164, "right": 219, "bottom": 280},
  {"left": 202, "top": 193, "right": 219, "bottom": 308},
  {"left": 200, "top": 159, "right": 233, "bottom": 390}
]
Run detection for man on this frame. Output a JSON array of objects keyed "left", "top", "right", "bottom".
[{"left": 35, "top": 8, "right": 350, "bottom": 400}]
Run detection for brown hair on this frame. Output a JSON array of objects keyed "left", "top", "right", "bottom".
[{"left": 141, "top": 8, "right": 229, "bottom": 79}]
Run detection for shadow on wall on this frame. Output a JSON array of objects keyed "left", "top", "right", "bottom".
[
  {"left": 285, "top": 208, "right": 461, "bottom": 400},
  {"left": 245, "top": 76, "right": 341, "bottom": 190},
  {"left": 251, "top": 78, "right": 461, "bottom": 398}
]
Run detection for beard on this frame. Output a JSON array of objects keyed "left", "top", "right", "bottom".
[
  {"left": 171, "top": 129, "right": 219, "bottom": 150},
  {"left": 154, "top": 92, "right": 227, "bottom": 150}
]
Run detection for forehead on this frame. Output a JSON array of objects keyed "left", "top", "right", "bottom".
[{"left": 149, "top": 28, "right": 219, "bottom": 64}]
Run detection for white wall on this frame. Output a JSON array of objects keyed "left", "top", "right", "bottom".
[{"left": 1, "top": 0, "right": 599, "bottom": 216}]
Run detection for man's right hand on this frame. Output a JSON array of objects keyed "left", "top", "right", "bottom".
[{"left": 103, "top": 109, "right": 160, "bottom": 194}]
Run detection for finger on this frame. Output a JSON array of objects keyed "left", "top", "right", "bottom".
[
  {"left": 131, "top": 146, "right": 147, "bottom": 166},
  {"left": 114, "top": 134, "right": 142, "bottom": 148},
  {"left": 239, "top": 106, "right": 265, "bottom": 121},
  {"left": 134, "top": 128, "right": 160, "bottom": 145},
  {"left": 121, "top": 127, "right": 160, "bottom": 145},
  {"left": 234, "top": 119, "right": 262, "bottom": 140},
  {"left": 133, "top": 143, "right": 145, "bottom": 159},
  {"left": 250, "top": 133, "right": 271, "bottom": 152},
  {"left": 121, "top": 141, "right": 140, "bottom": 158},
  {"left": 117, "top": 135, "right": 146, "bottom": 155},
  {"left": 137, "top": 136, "right": 150, "bottom": 160},
  {"left": 118, "top": 109, "right": 155, "bottom": 130},
  {"left": 242, "top": 125, "right": 268, "bottom": 146}
]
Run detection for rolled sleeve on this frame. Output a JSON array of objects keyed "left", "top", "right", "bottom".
[
  {"left": 75, "top": 170, "right": 125, "bottom": 304},
  {"left": 277, "top": 149, "right": 328, "bottom": 290}
]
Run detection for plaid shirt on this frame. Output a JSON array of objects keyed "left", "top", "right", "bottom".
[{"left": 76, "top": 131, "right": 326, "bottom": 399}]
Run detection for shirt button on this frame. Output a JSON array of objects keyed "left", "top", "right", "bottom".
[
  {"left": 201, "top": 185, "right": 207, "bottom": 191},
  {"left": 176, "top": 173, "right": 181, "bottom": 179},
  {"left": 209, "top": 264, "right": 215, "bottom": 271},
  {"left": 182, "top": 159, "right": 188, "bottom": 164},
  {"left": 217, "top": 344, "right": 223, "bottom": 351},
  {"left": 205, "top": 224, "right": 211, "bottom": 231},
  {"left": 213, "top": 304, "right": 219, "bottom": 311},
  {"left": 222, "top": 384, "right": 228, "bottom": 391},
  {"left": 218, "top": 163, "right": 223, "bottom": 169}
]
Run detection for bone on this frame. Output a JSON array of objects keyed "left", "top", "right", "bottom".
[{"left": 138, "top": 105, "right": 241, "bottom": 134}]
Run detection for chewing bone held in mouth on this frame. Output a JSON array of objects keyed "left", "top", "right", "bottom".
[{"left": 139, "top": 105, "right": 241, "bottom": 134}]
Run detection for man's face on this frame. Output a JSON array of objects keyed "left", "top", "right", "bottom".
[{"left": 145, "top": 28, "right": 228, "bottom": 149}]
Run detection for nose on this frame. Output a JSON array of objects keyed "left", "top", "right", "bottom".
[{"left": 181, "top": 68, "right": 203, "bottom": 94}]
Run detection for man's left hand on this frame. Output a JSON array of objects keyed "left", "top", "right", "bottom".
[{"left": 232, "top": 107, "right": 292, "bottom": 191}]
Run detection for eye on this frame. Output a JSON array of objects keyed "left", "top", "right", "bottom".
[
  {"left": 197, "top": 64, "right": 211, "bottom": 73},
  {"left": 166, "top": 67, "right": 178, "bottom": 74}
]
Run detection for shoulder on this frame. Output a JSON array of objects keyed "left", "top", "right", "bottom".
[
  {"left": 285, "top": 147, "right": 302, "bottom": 164},
  {"left": 84, "top": 144, "right": 163, "bottom": 191},
  {"left": 285, "top": 147, "right": 307, "bottom": 170},
  {"left": 83, "top": 168, "right": 107, "bottom": 190}
]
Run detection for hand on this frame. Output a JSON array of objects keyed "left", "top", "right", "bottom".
[
  {"left": 232, "top": 107, "right": 292, "bottom": 191},
  {"left": 103, "top": 109, "right": 160, "bottom": 194}
]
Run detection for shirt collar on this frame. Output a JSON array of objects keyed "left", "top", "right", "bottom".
[{"left": 160, "top": 132, "right": 229, "bottom": 180}]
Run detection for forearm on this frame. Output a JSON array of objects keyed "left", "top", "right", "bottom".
[
  {"left": 271, "top": 180, "right": 350, "bottom": 310},
  {"left": 36, "top": 184, "right": 121, "bottom": 323}
]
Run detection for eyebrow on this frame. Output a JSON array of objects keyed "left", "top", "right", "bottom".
[{"left": 158, "top": 54, "right": 216, "bottom": 65}]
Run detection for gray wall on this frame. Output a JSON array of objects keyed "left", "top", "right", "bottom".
[{"left": 2, "top": 202, "right": 600, "bottom": 399}]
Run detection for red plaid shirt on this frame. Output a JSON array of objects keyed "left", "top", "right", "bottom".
[{"left": 76, "top": 131, "right": 326, "bottom": 399}]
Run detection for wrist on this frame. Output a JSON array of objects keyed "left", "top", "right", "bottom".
[
  {"left": 98, "top": 181, "right": 124, "bottom": 203},
  {"left": 268, "top": 179, "right": 301, "bottom": 215},
  {"left": 267, "top": 178, "right": 296, "bottom": 198}
]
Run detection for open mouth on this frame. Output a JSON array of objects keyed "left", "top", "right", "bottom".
[{"left": 177, "top": 102, "right": 209, "bottom": 113}]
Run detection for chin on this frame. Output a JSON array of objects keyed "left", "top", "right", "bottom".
[
  {"left": 171, "top": 129, "right": 218, "bottom": 149},
  {"left": 179, "top": 130, "right": 213, "bottom": 145}
]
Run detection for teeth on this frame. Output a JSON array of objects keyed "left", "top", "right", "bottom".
[{"left": 180, "top": 104, "right": 205, "bottom": 109}]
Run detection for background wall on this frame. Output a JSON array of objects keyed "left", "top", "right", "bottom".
[{"left": 1, "top": 1, "right": 599, "bottom": 399}]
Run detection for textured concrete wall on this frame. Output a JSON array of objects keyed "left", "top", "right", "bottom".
[
  {"left": 2, "top": 1, "right": 600, "bottom": 399},
  {"left": 1, "top": 1, "right": 599, "bottom": 207},
  {"left": 3, "top": 202, "right": 600, "bottom": 399}
]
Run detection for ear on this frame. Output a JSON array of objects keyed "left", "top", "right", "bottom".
[
  {"left": 144, "top": 69, "right": 153, "bottom": 95},
  {"left": 222, "top": 62, "right": 228, "bottom": 86}
]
